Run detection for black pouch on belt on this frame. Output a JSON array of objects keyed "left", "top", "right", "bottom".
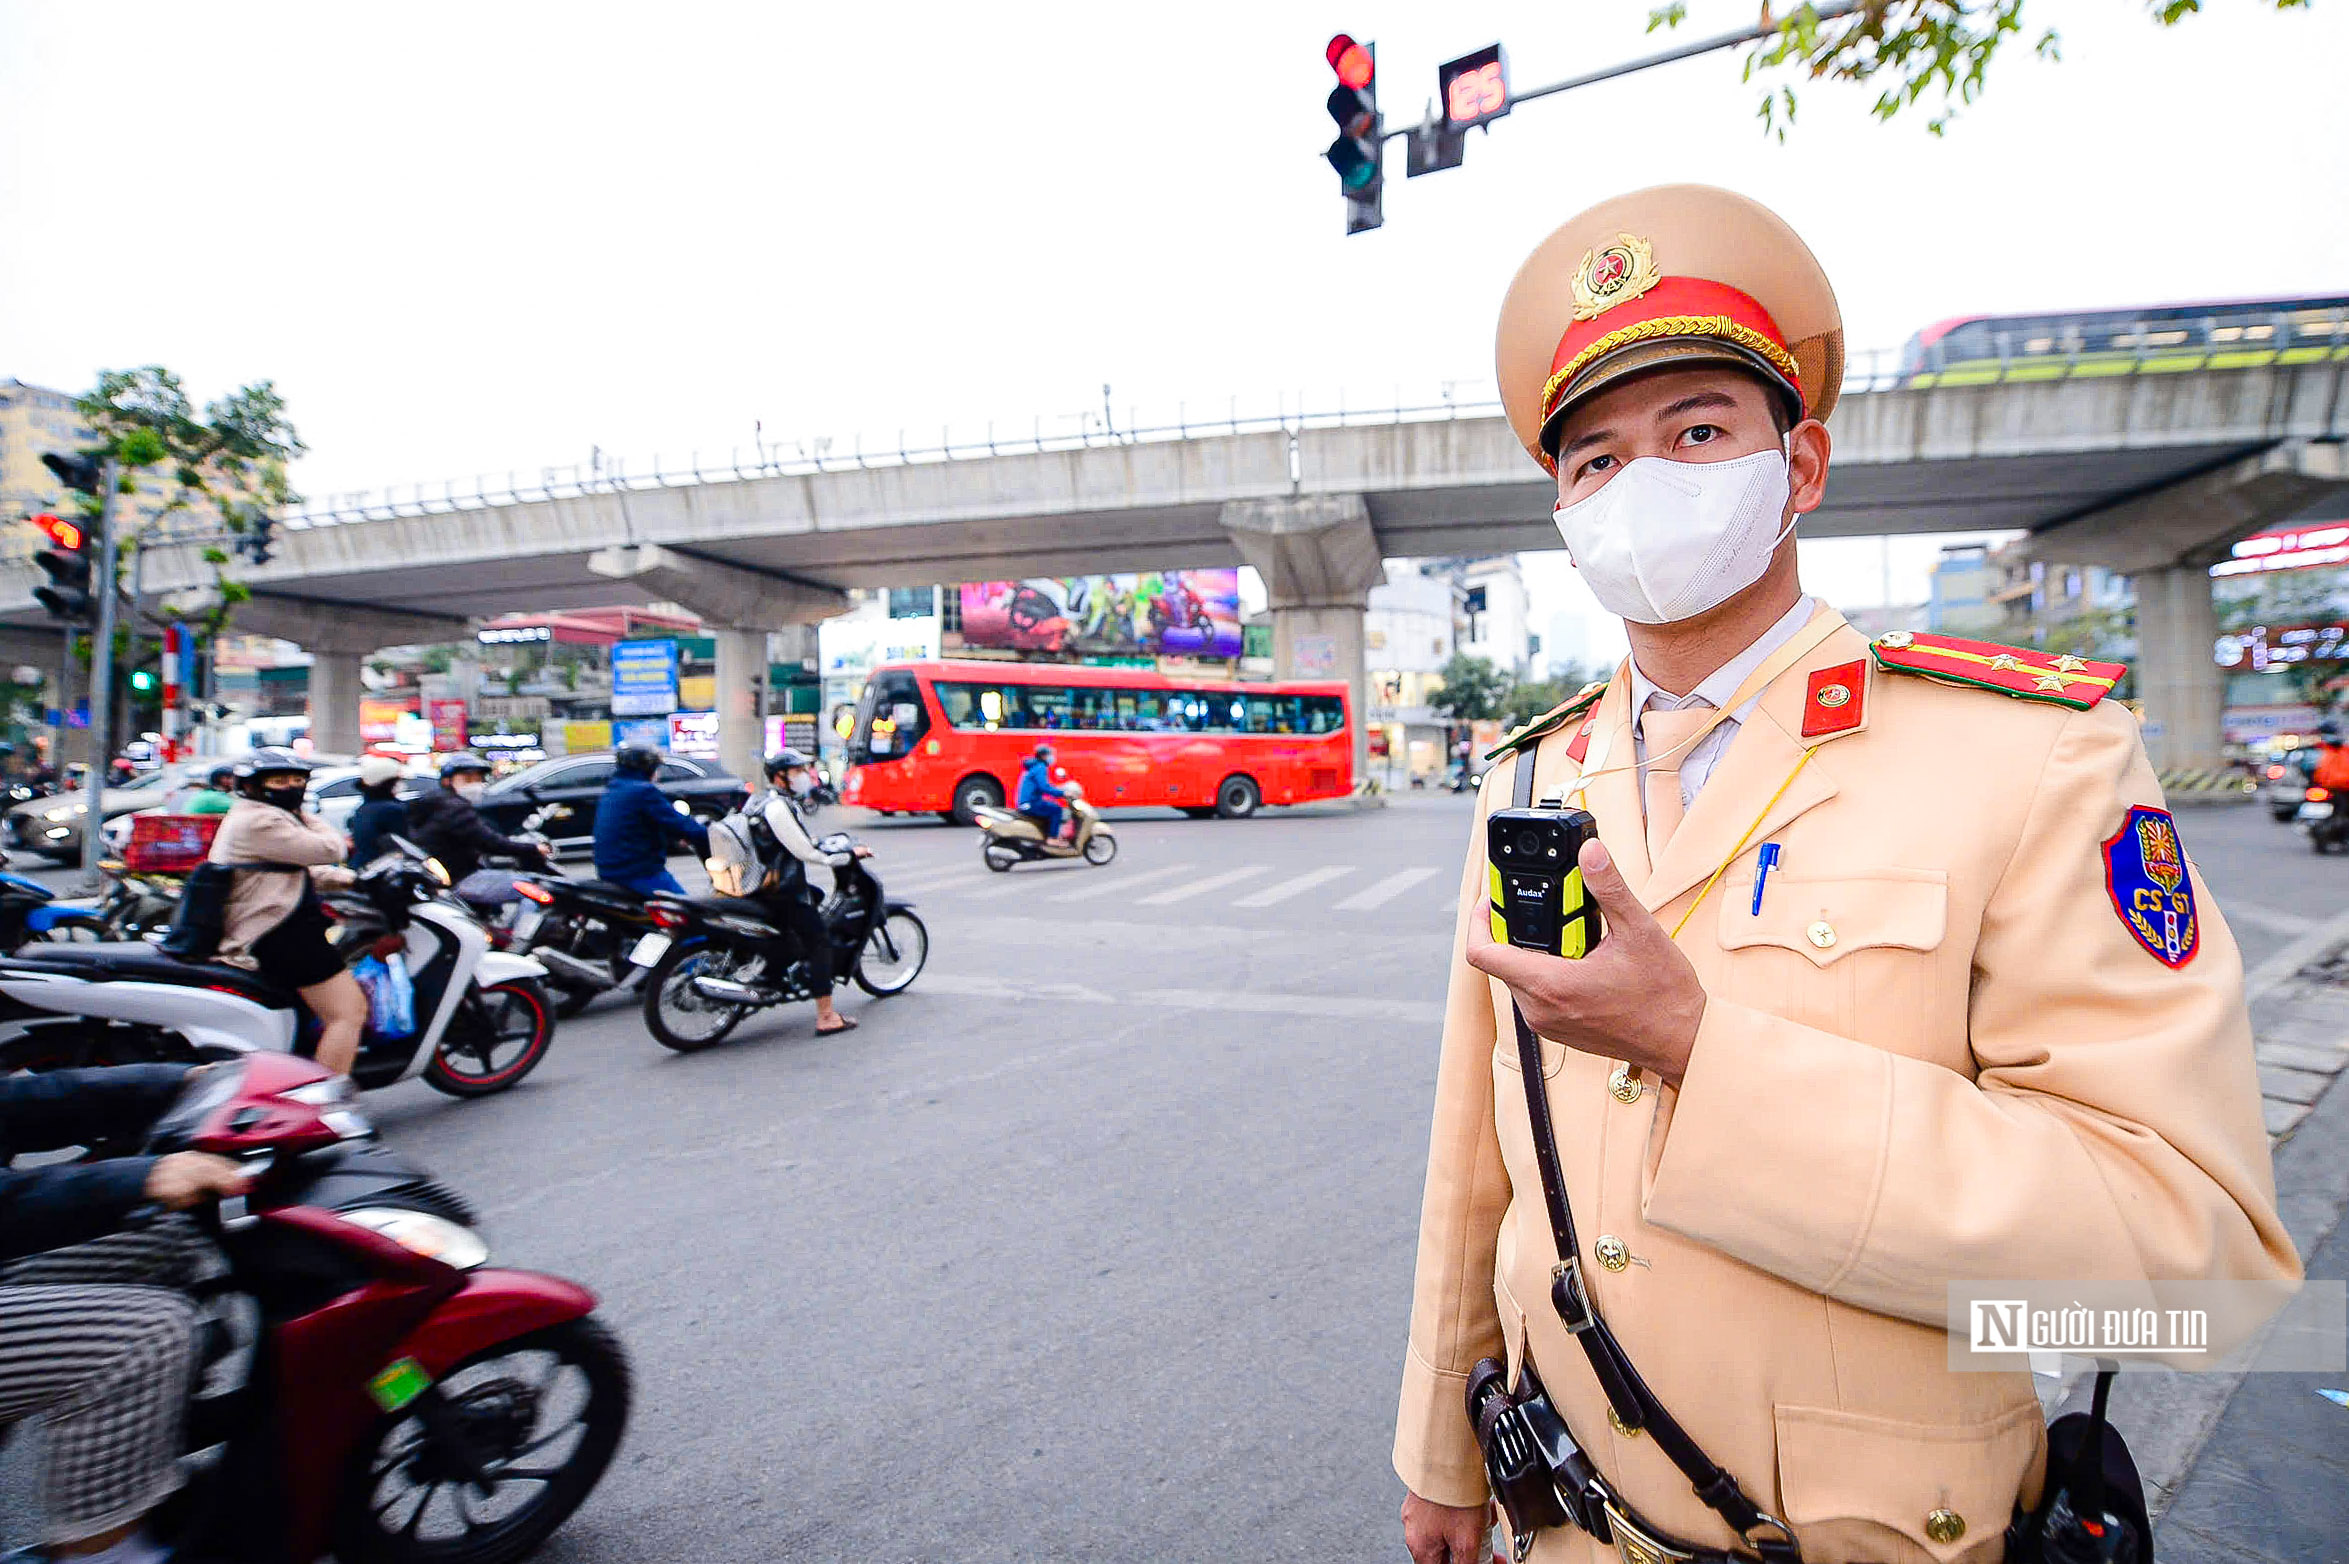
[{"left": 2005, "top": 1366, "right": 2151, "bottom": 1563}]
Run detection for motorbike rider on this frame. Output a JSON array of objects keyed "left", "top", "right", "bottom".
[
  {"left": 592, "top": 742, "right": 709, "bottom": 896},
  {"left": 210, "top": 749, "right": 368, "bottom": 1077},
  {"left": 2312, "top": 716, "right": 2349, "bottom": 794},
  {"left": 0, "top": 1063, "right": 249, "bottom": 1563},
  {"left": 754, "top": 750, "right": 870, "bottom": 1036},
  {"left": 345, "top": 753, "right": 410, "bottom": 867},
  {"left": 1016, "top": 743, "right": 1073, "bottom": 842},
  {"left": 406, "top": 752, "right": 550, "bottom": 885},
  {"left": 173, "top": 761, "right": 238, "bottom": 817}
]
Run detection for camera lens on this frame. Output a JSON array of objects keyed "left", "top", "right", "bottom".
[{"left": 1515, "top": 829, "right": 1542, "bottom": 858}]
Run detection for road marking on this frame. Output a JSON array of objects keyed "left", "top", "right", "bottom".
[
  {"left": 2223, "top": 902, "right": 2319, "bottom": 938},
  {"left": 1138, "top": 866, "right": 1267, "bottom": 905},
  {"left": 922, "top": 972, "right": 1444, "bottom": 1025},
  {"left": 1332, "top": 866, "right": 1442, "bottom": 912},
  {"left": 1231, "top": 865, "right": 1356, "bottom": 908},
  {"left": 1049, "top": 863, "right": 1195, "bottom": 903}
]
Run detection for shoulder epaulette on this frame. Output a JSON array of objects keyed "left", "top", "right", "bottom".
[
  {"left": 1869, "top": 631, "right": 2123, "bottom": 712},
  {"left": 1484, "top": 681, "right": 1608, "bottom": 761}
]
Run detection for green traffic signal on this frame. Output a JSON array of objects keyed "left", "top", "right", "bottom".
[{"left": 129, "top": 669, "right": 156, "bottom": 693}]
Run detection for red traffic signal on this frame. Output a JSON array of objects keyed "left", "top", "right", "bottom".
[
  {"left": 1326, "top": 34, "right": 1374, "bottom": 90},
  {"left": 29, "top": 513, "right": 83, "bottom": 551}
]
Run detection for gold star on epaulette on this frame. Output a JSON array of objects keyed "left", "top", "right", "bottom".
[
  {"left": 2033, "top": 675, "right": 2068, "bottom": 692},
  {"left": 2053, "top": 654, "right": 2090, "bottom": 673},
  {"left": 1988, "top": 653, "right": 2021, "bottom": 672}
]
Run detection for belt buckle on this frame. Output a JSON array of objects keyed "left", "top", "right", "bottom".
[{"left": 1602, "top": 1499, "right": 1700, "bottom": 1564}]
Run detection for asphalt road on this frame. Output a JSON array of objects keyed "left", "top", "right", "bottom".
[{"left": 5, "top": 792, "right": 2340, "bottom": 1561}]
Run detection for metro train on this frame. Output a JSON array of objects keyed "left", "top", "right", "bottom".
[{"left": 1897, "top": 292, "right": 2349, "bottom": 384}]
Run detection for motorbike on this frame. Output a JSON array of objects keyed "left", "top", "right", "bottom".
[
  {"left": 0, "top": 851, "right": 107, "bottom": 947},
  {"left": 0, "top": 842, "right": 558, "bottom": 1098},
  {"left": 0, "top": 1052, "right": 630, "bottom": 1563},
  {"left": 973, "top": 780, "right": 1116, "bottom": 870},
  {"left": 2297, "top": 785, "right": 2349, "bottom": 853},
  {"left": 506, "top": 872, "right": 664, "bottom": 1018},
  {"left": 448, "top": 805, "right": 563, "bottom": 941},
  {"left": 630, "top": 833, "right": 927, "bottom": 1052}
]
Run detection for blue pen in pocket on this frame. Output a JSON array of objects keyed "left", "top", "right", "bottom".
[{"left": 1751, "top": 843, "right": 1783, "bottom": 915}]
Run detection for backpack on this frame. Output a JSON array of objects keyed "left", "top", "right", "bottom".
[{"left": 705, "top": 790, "right": 785, "bottom": 897}]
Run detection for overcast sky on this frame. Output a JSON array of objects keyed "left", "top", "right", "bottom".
[{"left": 4, "top": 0, "right": 2343, "bottom": 658}]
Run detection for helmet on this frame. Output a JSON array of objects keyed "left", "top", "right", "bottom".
[
  {"left": 438, "top": 752, "right": 492, "bottom": 781},
  {"left": 357, "top": 754, "right": 404, "bottom": 788},
  {"left": 234, "top": 747, "right": 312, "bottom": 799},
  {"left": 763, "top": 749, "right": 814, "bottom": 780},
  {"left": 615, "top": 743, "right": 662, "bottom": 778},
  {"left": 2319, "top": 718, "right": 2344, "bottom": 745},
  {"left": 206, "top": 762, "right": 238, "bottom": 789}
]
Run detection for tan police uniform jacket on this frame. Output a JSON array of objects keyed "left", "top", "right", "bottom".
[{"left": 1394, "top": 604, "right": 2299, "bottom": 1564}]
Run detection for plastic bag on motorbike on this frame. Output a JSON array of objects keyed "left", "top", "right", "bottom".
[{"left": 352, "top": 951, "right": 417, "bottom": 1039}]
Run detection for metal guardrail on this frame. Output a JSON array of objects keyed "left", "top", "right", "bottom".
[{"left": 10, "top": 333, "right": 2341, "bottom": 551}]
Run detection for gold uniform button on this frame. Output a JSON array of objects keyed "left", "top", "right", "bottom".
[
  {"left": 1924, "top": 1509, "right": 1965, "bottom": 1545},
  {"left": 1608, "top": 1063, "right": 1642, "bottom": 1104},
  {"left": 1593, "top": 1235, "right": 1630, "bottom": 1271},
  {"left": 1806, "top": 920, "right": 1837, "bottom": 949}
]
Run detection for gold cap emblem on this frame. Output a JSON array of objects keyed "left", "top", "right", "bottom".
[{"left": 1570, "top": 232, "right": 1662, "bottom": 322}]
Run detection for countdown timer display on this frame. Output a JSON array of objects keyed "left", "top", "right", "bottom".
[{"left": 1438, "top": 43, "right": 1509, "bottom": 131}]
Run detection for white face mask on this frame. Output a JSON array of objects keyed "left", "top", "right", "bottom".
[
  {"left": 788, "top": 771, "right": 816, "bottom": 797},
  {"left": 455, "top": 780, "right": 487, "bottom": 802},
  {"left": 1551, "top": 446, "right": 1797, "bottom": 626}
]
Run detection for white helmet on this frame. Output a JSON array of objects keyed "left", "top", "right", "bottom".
[{"left": 358, "top": 754, "right": 404, "bottom": 787}]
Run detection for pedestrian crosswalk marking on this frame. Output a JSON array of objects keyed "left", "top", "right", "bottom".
[
  {"left": 1232, "top": 865, "right": 1356, "bottom": 909},
  {"left": 1138, "top": 866, "right": 1267, "bottom": 906},
  {"left": 1049, "top": 863, "right": 1196, "bottom": 903},
  {"left": 1332, "top": 866, "right": 1441, "bottom": 912}
]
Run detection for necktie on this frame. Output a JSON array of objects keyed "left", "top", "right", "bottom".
[{"left": 1639, "top": 704, "right": 1714, "bottom": 861}]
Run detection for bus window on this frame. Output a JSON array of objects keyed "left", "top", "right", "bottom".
[
  {"left": 1302, "top": 694, "right": 1346, "bottom": 734},
  {"left": 852, "top": 669, "right": 929, "bottom": 759},
  {"left": 937, "top": 681, "right": 1017, "bottom": 730},
  {"left": 1020, "top": 685, "right": 1076, "bottom": 730}
]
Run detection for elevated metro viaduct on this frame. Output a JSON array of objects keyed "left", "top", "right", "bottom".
[{"left": 4, "top": 360, "right": 2342, "bottom": 782}]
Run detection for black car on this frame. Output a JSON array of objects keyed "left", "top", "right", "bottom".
[{"left": 475, "top": 752, "right": 749, "bottom": 858}]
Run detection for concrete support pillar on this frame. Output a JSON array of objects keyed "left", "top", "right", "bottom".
[
  {"left": 307, "top": 647, "right": 367, "bottom": 757},
  {"left": 588, "top": 544, "right": 848, "bottom": 780},
  {"left": 2130, "top": 564, "right": 2223, "bottom": 774},
  {"left": 1221, "top": 495, "right": 1384, "bottom": 788},
  {"left": 711, "top": 628, "right": 766, "bottom": 782}
]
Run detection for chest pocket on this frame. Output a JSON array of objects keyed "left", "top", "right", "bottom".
[{"left": 1715, "top": 870, "right": 1950, "bottom": 1048}]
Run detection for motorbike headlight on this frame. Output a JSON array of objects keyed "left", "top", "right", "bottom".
[
  {"left": 340, "top": 1208, "right": 489, "bottom": 1270},
  {"left": 422, "top": 857, "right": 451, "bottom": 886}
]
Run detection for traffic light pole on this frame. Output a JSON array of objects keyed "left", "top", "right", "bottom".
[{"left": 79, "top": 460, "right": 122, "bottom": 889}]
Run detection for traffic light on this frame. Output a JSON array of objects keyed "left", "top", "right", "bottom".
[
  {"left": 29, "top": 513, "right": 94, "bottom": 623},
  {"left": 40, "top": 450, "right": 103, "bottom": 497},
  {"left": 1324, "top": 34, "right": 1383, "bottom": 234},
  {"left": 241, "top": 514, "right": 276, "bottom": 566},
  {"left": 128, "top": 667, "right": 157, "bottom": 694}
]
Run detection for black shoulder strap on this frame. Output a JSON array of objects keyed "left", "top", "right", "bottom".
[{"left": 1503, "top": 728, "right": 1800, "bottom": 1563}]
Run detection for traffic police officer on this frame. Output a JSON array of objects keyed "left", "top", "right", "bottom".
[{"left": 1395, "top": 186, "right": 2299, "bottom": 1564}]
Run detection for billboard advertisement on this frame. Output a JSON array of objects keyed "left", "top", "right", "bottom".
[
  {"left": 958, "top": 570, "right": 1241, "bottom": 658},
  {"left": 610, "top": 639, "right": 680, "bottom": 716}
]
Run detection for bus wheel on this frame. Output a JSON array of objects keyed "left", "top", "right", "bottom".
[
  {"left": 951, "top": 774, "right": 1004, "bottom": 825},
  {"left": 1214, "top": 774, "right": 1261, "bottom": 820}
]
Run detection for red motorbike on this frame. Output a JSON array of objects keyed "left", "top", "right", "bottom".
[{"left": 117, "top": 1054, "right": 630, "bottom": 1562}]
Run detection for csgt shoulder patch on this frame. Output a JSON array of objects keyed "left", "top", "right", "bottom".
[{"left": 2103, "top": 805, "right": 2199, "bottom": 968}]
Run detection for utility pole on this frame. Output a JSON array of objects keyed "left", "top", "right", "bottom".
[{"left": 80, "top": 459, "right": 122, "bottom": 888}]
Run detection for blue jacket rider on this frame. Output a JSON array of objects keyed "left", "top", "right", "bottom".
[
  {"left": 1016, "top": 744, "right": 1070, "bottom": 840},
  {"left": 593, "top": 744, "right": 710, "bottom": 894}
]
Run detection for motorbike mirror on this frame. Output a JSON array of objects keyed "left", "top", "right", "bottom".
[{"left": 1053, "top": 767, "right": 1067, "bottom": 781}]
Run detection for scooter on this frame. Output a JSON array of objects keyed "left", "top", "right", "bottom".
[
  {"left": 5, "top": 1052, "right": 631, "bottom": 1563},
  {"left": 629, "top": 834, "right": 927, "bottom": 1052},
  {"left": 0, "top": 850, "right": 107, "bottom": 947},
  {"left": 2298, "top": 785, "right": 2349, "bottom": 853},
  {"left": 505, "top": 872, "right": 664, "bottom": 1017},
  {"left": 974, "top": 780, "right": 1117, "bottom": 870},
  {"left": 0, "top": 841, "right": 557, "bottom": 1097}
]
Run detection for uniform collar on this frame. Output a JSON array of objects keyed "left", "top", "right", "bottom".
[{"left": 1627, "top": 593, "right": 1816, "bottom": 719}]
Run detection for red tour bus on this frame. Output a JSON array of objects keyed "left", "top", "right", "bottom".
[{"left": 841, "top": 659, "right": 1352, "bottom": 823}]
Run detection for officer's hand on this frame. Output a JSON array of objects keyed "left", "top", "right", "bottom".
[
  {"left": 852, "top": 845, "right": 873, "bottom": 859},
  {"left": 1401, "top": 1493, "right": 1488, "bottom": 1564},
  {"left": 1465, "top": 838, "right": 1705, "bottom": 1088},
  {"left": 144, "top": 1152, "right": 251, "bottom": 1211}
]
